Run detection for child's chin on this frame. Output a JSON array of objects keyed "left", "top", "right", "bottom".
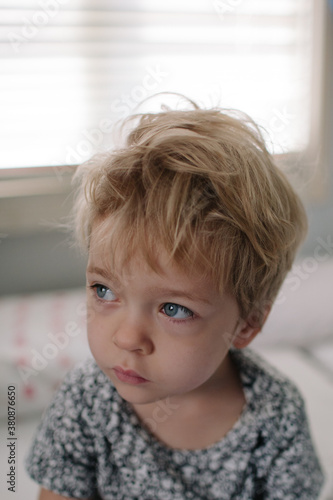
[{"left": 115, "top": 384, "right": 158, "bottom": 406}]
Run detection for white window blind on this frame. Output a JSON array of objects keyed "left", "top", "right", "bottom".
[{"left": 0, "top": 0, "right": 323, "bottom": 170}]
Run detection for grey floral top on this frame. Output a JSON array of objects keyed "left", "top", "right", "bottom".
[{"left": 26, "top": 349, "right": 324, "bottom": 499}]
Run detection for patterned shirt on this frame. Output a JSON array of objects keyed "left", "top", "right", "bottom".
[{"left": 25, "top": 349, "right": 324, "bottom": 499}]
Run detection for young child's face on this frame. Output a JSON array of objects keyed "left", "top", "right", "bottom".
[{"left": 86, "top": 220, "right": 246, "bottom": 406}]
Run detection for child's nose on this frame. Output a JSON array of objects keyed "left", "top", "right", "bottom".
[{"left": 112, "top": 316, "right": 154, "bottom": 355}]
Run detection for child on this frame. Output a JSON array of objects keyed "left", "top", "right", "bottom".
[{"left": 26, "top": 100, "right": 324, "bottom": 499}]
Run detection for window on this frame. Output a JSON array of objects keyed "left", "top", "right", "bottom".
[{"left": 0, "top": 0, "right": 328, "bottom": 180}]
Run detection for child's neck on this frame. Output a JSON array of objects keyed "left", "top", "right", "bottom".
[{"left": 132, "top": 353, "right": 246, "bottom": 451}]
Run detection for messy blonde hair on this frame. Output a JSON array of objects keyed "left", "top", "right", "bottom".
[{"left": 73, "top": 103, "right": 307, "bottom": 320}]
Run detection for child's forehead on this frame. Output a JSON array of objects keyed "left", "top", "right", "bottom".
[
  {"left": 89, "top": 230, "right": 195, "bottom": 282},
  {"left": 87, "top": 219, "right": 218, "bottom": 292}
]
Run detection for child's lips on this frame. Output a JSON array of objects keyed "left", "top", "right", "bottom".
[{"left": 113, "top": 366, "right": 149, "bottom": 385}]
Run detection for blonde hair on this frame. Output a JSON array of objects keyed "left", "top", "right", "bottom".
[{"left": 73, "top": 104, "right": 307, "bottom": 320}]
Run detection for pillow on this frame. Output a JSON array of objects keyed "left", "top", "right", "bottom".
[
  {"left": 252, "top": 257, "right": 333, "bottom": 349},
  {"left": 0, "top": 288, "right": 91, "bottom": 418},
  {"left": 310, "top": 339, "right": 333, "bottom": 376}
]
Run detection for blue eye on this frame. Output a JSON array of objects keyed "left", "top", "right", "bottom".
[
  {"left": 92, "top": 284, "right": 116, "bottom": 302},
  {"left": 163, "top": 303, "right": 193, "bottom": 320}
]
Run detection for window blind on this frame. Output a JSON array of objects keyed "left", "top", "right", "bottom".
[{"left": 0, "top": 0, "right": 321, "bottom": 169}]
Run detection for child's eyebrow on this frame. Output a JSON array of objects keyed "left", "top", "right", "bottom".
[
  {"left": 86, "top": 265, "right": 120, "bottom": 285},
  {"left": 148, "top": 287, "right": 213, "bottom": 306}
]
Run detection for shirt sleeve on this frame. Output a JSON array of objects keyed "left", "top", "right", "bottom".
[
  {"left": 25, "top": 365, "right": 99, "bottom": 499},
  {"left": 255, "top": 394, "right": 325, "bottom": 500}
]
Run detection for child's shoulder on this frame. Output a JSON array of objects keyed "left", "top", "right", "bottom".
[
  {"left": 232, "top": 347, "right": 305, "bottom": 403},
  {"left": 231, "top": 348, "right": 307, "bottom": 432}
]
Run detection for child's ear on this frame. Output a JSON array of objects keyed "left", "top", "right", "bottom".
[{"left": 233, "top": 304, "right": 271, "bottom": 349}]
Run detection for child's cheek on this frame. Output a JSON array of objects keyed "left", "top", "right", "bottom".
[
  {"left": 86, "top": 302, "right": 97, "bottom": 326},
  {"left": 87, "top": 321, "right": 107, "bottom": 363},
  {"left": 85, "top": 303, "right": 108, "bottom": 354}
]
